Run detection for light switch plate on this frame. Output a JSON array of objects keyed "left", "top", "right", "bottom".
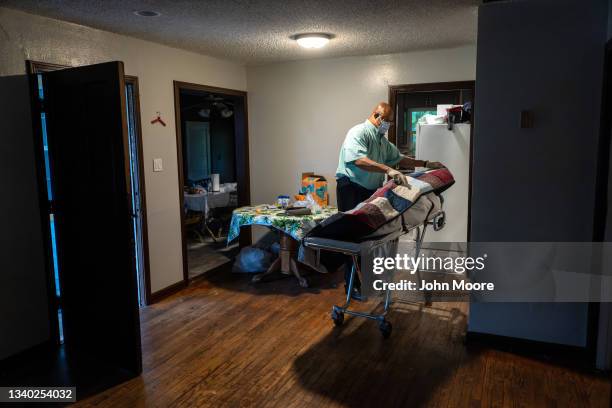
[{"left": 153, "top": 158, "right": 163, "bottom": 172}]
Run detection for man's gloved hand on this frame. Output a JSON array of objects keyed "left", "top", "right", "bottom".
[
  {"left": 386, "top": 168, "right": 409, "bottom": 186},
  {"left": 426, "top": 161, "right": 444, "bottom": 169}
]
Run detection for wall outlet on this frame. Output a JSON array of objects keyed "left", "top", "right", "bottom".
[{"left": 153, "top": 158, "right": 163, "bottom": 172}]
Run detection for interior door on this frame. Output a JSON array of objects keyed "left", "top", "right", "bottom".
[
  {"left": 186, "top": 121, "right": 211, "bottom": 182},
  {"left": 41, "top": 61, "right": 141, "bottom": 374}
]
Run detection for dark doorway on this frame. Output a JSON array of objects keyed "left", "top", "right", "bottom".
[
  {"left": 4, "top": 61, "right": 143, "bottom": 401},
  {"left": 173, "top": 81, "right": 251, "bottom": 283},
  {"left": 389, "top": 81, "right": 475, "bottom": 241},
  {"left": 36, "top": 61, "right": 141, "bottom": 373},
  {"left": 27, "top": 60, "right": 152, "bottom": 306}
]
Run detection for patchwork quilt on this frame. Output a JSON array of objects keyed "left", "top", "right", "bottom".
[{"left": 306, "top": 168, "right": 454, "bottom": 242}]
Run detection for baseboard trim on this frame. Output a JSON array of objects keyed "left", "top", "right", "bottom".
[
  {"left": 150, "top": 280, "right": 187, "bottom": 304},
  {"left": 0, "top": 339, "right": 55, "bottom": 370},
  {"left": 465, "top": 331, "right": 602, "bottom": 373}
]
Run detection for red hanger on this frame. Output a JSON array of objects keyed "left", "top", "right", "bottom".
[{"left": 151, "top": 112, "right": 166, "bottom": 127}]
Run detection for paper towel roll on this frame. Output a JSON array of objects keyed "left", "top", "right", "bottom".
[{"left": 211, "top": 173, "right": 220, "bottom": 192}]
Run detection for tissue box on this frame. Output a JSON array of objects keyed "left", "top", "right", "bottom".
[{"left": 294, "top": 172, "right": 328, "bottom": 207}]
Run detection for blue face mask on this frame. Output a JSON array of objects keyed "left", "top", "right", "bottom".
[{"left": 378, "top": 120, "right": 391, "bottom": 135}]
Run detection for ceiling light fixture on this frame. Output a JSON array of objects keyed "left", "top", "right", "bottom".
[
  {"left": 294, "top": 33, "right": 331, "bottom": 49},
  {"left": 134, "top": 10, "right": 161, "bottom": 17}
]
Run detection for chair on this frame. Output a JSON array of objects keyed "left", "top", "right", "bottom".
[{"left": 184, "top": 211, "right": 205, "bottom": 243}]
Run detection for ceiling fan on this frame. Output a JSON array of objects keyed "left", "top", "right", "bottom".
[
  {"left": 183, "top": 94, "right": 234, "bottom": 118},
  {"left": 212, "top": 102, "right": 234, "bottom": 118}
]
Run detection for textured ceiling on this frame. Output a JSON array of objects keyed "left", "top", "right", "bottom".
[{"left": 0, "top": 0, "right": 479, "bottom": 65}]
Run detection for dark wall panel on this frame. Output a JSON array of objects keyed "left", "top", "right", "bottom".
[
  {"left": 0, "top": 75, "right": 50, "bottom": 360},
  {"left": 468, "top": 0, "right": 608, "bottom": 347}
]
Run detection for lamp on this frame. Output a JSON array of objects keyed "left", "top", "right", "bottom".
[{"left": 294, "top": 33, "right": 331, "bottom": 49}]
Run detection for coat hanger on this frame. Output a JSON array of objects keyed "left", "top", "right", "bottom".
[{"left": 151, "top": 111, "right": 166, "bottom": 127}]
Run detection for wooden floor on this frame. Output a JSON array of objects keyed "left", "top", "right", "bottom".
[
  {"left": 77, "top": 268, "right": 610, "bottom": 407},
  {"left": 187, "top": 240, "right": 236, "bottom": 279}
]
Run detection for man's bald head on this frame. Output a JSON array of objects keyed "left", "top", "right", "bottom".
[{"left": 369, "top": 102, "right": 394, "bottom": 127}]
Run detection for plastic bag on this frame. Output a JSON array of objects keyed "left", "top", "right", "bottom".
[
  {"left": 418, "top": 114, "right": 446, "bottom": 125},
  {"left": 288, "top": 192, "right": 321, "bottom": 213},
  {"left": 305, "top": 192, "right": 322, "bottom": 214},
  {"left": 232, "top": 246, "right": 272, "bottom": 273}
]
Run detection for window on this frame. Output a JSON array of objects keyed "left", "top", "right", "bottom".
[
  {"left": 404, "top": 109, "right": 436, "bottom": 157},
  {"left": 388, "top": 82, "right": 474, "bottom": 157}
]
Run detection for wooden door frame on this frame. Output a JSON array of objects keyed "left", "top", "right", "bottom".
[
  {"left": 388, "top": 80, "right": 475, "bottom": 145},
  {"left": 26, "top": 60, "right": 153, "bottom": 305},
  {"left": 123, "top": 76, "right": 152, "bottom": 306},
  {"left": 173, "top": 81, "right": 251, "bottom": 285},
  {"left": 388, "top": 80, "right": 475, "bottom": 242}
]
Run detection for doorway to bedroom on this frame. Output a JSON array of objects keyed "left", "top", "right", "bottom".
[{"left": 174, "top": 82, "right": 251, "bottom": 282}]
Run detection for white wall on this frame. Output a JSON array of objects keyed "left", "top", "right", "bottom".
[
  {"left": 246, "top": 46, "right": 476, "bottom": 217},
  {"left": 0, "top": 8, "right": 475, "bottom": 290},
  {"left": 0, "top": 7, "right": 247, "bottom": 293}
]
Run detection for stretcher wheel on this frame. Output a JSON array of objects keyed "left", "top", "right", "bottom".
[
  {"left": 331, "top": 309, "right": 344, "bottom": 326},
  {"left": 379, "top": 320, "right": 392, "bottom": 338},
  {"left": 298, "top": 276, "right": 309, "bottom": 288}
]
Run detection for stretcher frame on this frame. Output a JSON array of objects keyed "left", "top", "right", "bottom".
[{"left": 304, "top": 206, "right": 446, "bottom": 338}]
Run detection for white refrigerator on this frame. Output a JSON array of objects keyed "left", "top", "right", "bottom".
[{"left": 415, "top": 123, "right": 471, "bottom": 242}]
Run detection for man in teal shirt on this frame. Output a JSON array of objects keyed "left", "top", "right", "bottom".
[
  {"left": 336, "top": 102, "right": 442, "bottom": 296},
  {"left": 336, "top": 102, "right": 442, "bottom": 212}
]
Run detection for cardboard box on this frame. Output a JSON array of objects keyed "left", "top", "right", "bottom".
[{"left": 294, "top": 172, "right": 328, "bottom": 207}]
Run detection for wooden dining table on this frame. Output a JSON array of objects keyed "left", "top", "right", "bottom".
[{"left": 227, "top": 205, "right": 337, "bottom": 287}]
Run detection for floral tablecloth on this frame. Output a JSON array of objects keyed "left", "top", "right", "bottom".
[{"left": 227, "top": 205, "right": 338, "bottom": 243}]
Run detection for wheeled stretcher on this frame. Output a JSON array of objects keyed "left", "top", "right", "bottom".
[{"left": 303, "top": 193, "right": 446, "bottom": 338}]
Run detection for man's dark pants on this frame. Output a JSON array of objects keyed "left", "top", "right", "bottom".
[{"left": 336, "top": 177, "right": 375, "bottom": 292}]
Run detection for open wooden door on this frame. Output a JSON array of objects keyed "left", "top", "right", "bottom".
[{"left": 40, "top": 61, "right": 141, "bottom": 375}]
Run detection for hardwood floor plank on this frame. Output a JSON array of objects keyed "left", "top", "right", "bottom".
[{"left": 74, "top": 267, "right": 611, "bottom": 408}]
